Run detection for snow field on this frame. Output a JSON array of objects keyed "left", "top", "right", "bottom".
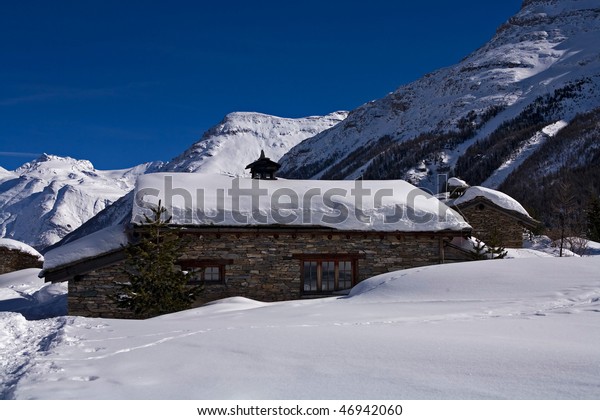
[{"left": 1, "top": 257, "right": 599, "bottom": 399}]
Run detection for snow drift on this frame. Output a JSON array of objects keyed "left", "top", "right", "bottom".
[{"left": 1, "top": 256, "right": 599, "bottom": 399}]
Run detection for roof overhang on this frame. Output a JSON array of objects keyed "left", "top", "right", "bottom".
[{"left": 42, "top": 249, "right": 127, "bottom": 283}]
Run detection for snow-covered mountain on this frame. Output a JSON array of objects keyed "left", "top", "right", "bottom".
[
  {"left": 1, "top": 113, "right": 346, "bottom": 250},
  {"left": 13, "top": 0, "right": 600, "bottom": 248},
  {"left": 0, "top": 154, "right": 162, "bottom": 250},
  {"left": 278, "top": 0, "right": 600, "bottom": 218},
  {"left": 163, "top": 111, "right": 347, "bottom": 175},
  {"left": 48, "top": 112, "right": 347, "bottom": 248}
]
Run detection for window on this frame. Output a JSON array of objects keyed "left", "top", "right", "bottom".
[
  {"left": 297, "top": 255, "right": 359, "bottom": 294},
  {"left": 203, "top": 266, "right": 221, "bottom": 283},
  {"left": 178, "top": 259, "right": 232, "bottom": 285},
  {"left": 188, "top": 266, "right": 223, "bottom": 284},
  {"left": 338, "top": 260, "right": 353, "bottom": 290}
]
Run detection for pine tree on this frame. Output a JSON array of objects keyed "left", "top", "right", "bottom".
[
  {"left": 587, "top": 196, "right": 600, "bottom": 242},
  {"left": 486, "top": 242, "right": 508, "bottom": 259},
  {"left": 485, "top": 227, "right": 508, "bottom": 259},
  {"left": 115, "top": 201, "right": 202, "bottom": 318},
  {"left": 470, "top": 238, "right": 488, "bottom": 260}
]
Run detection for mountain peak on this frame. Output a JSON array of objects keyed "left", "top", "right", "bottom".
[
  {"left": 519, "top": 0, "right": 600, "bottom": 13},
  {"left": 0, "top": 154, "right": 160, "bottom": 250},
  {"left": 278, "top": 0, "right": 600, "bottom": 227},
  {"left": 521, "top": 0, "right": 591, "bottom": 6},
  {"left": 164, "top": 111, "right": 347, "bottom": 176},
  {"left": 521, "top": 0, "right": 552, "bottom": 8},
  {"left": 15, "top": 154, "right": 95, "bottom": 177}
]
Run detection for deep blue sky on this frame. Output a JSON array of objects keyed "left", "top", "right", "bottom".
[{"left": 0, "top": 0, "right": 523, "bottom": 170}]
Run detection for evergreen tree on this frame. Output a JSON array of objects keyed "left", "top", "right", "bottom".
[
  {"left": 115, "top": 201, "right": 202, "bottom": 318},
  {"left": 587, "top": 196, "right": 600, "bottom": 242},
  {"left": 486, "top": 242, "right": 508, "bottom": 259},
  {"left": 470, "top": 238, "right": 488, "bottom": 260},
  {"left": 485, "top": 227, "right": 508, "bottom": 259}
]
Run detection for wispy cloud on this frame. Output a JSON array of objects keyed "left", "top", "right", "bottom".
[
  {"left": 0, "top": 151, "right": 42, "bottom": 158},
  {"left": 0, "top": 82, "right": 156, "bottom": 107},
  {"left": 0, "top": 87, "right": 114, "bottom": 106}
]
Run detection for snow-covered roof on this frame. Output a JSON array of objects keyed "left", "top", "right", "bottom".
[
  {"left": 447, "top": 177, "right": 469, "bottom": 188},
  {"left": 42, "top": 225, "right": 129, "bottom": 271},
  {"left": 132, "top": 173, "right": 470, "bottom": 232},
  {"left": 453, "top": 186, "right": 530, "bottom": 217},
  {"left": 0, "top": 238, "right": 43, "bottom": 260}
]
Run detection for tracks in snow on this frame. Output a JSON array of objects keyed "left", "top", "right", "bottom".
[{"left": 0, "top": 313, "right": 66, "bottom": 399}]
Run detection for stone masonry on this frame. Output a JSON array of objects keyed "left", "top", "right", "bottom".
[
  {"left": 67, "top": 227, "right": 468, "bottom": 318},
  {"left": 458, "top": 205, "right": 525, "bottom": 248},
  {"left": 0, "top": 248, "right": 43, "bottom": 275}
]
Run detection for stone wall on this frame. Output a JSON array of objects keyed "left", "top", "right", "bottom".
[
  {"left": 459, "top": 205, "right": 524, "bottom": 248},
  {"left": 67, "top": 261, "right": 134, "bottom": 319},
  {"left": 0, "top": 248, "right": 43, "bottom": 274},
  {"left": 66, "top": 228, "right": 468, "bottom": 318}
]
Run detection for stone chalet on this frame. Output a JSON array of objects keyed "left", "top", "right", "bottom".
[
  {"left": 444, "top": 181, "right": 541, "bottom": 248},
  {"left": 0, "top": 238, "right": 43, "bottom": 275},
  {"left": 42, "top": 168, "right": 474, "bottom": 319}
]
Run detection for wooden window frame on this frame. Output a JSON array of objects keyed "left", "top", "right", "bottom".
[
  {"left": 294, "top": 254, "right": 361, "bottom": 294},
  {"left": 178, "top": 259, "right": 232, "bottom": 285}
]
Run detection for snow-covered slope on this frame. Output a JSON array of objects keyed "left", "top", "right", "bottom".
[
  {"left": 0, "top": 166, "right": 12, "bottom": 181},
  {"left": 0, "top": 154, "right": 162, "bottom": 250},
  {"left": 278, "top": 0, "right": 600, "bottom": 195},
  {"left": 164, "top": 111, "right": 347, "bottom": 176},
  {"left": 481, "top": 120, "right": 569, "bottom": 189},
  {"left": 0, "top": 268, "right": 66, "bottom": 320}
]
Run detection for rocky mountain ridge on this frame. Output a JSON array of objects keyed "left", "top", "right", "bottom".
[
  {"left": 278, "top": 0, "right": 600, "bottom": 211},
  {"left": 0, "top": 154, "right": 162, "bottom": 249}
]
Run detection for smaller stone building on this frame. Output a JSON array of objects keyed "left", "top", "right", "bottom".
[
  {"left": 446, "top": 185, "right": 541, "bottom": 248},
  {"left": 0, "top": 238, "right": 43, "bottom": 274}
]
